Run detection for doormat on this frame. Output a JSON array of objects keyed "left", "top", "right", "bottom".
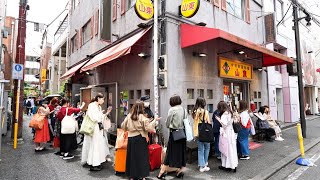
[{"left": 249, "top": 141, "right": 262, "bottom": 150}]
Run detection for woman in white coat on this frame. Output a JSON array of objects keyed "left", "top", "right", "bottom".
[
  {"left": 81, "top": 93, "right": 112, "bottom": 171},
  {"left": 215, "top": 101, "right": 238, "bottom": 172}
]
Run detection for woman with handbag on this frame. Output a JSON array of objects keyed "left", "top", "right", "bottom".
[
  {"left": 263, "top": 106, "right": 284, "bottom": 141},
  {"left": 56, "top": 98, "right": 85, "bottom": 160},
  {"left": 257, "top": 106, "right": 276, "bottom": 142},
  {"left": 121, "top": 101, "right": 159, "bottom": 180},
  {"left": 34, "top": 101, "right": 50, "bottom": 152},
  {"left": 215, "top": 101, "right": 238, "bottom": 172},
  {"left": 157, "top": 95, "right": 186, "bottom": 179},
  {"left": 81, "top": 93, "right": 112, "bottom": 171},
  {"left": 192, "top": 97, "right": 212, "bottom": 173},
  {"left": 237, "top": 100, "right": 251, "bottom": 160}
]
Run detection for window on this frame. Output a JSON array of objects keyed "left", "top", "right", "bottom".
[
  {"left": 71, "top": 34, "right": 77, "bottom": 53},
  {"left": 136, "top": 90, "right": 142, "bottom": 99},
  {"left": 82, "top": 20, "right": 91, "bottom": 45},
  {"left": 129, "top": 90, "right": 134, "bottom": 99},
  {"left": 226, "top": 0, "right": 244, "bottom": 19},
  {"left": 207, "top": 104, "right": 213, "bottom": 113},
  {"left": 207, "top": 89, "right": 213, "bottom": 99},
  {"left": 197, "top": 89, "right": 204, "bottom": 98},
  {"left": 145, "top": 89, "right": 150, "bottom": 97},
  {"left": 187, "top": 105, "right": 194, "bottom": 113},
  {"left": 187, "top": 89, "right": 194, "bottom": 99},
  {"left": 275, "top": 0, "right": 284, "bottom": 22},
  {"left": 72, "top": 0, "right": 80, "bottom": 10}
]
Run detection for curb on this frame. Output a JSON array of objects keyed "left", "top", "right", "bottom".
[
  {"left": 251, "top": 136, "right": 320, "bottom": 180},
  {"left": 281, "top": 116, "right": 320, "bottom": 131}
]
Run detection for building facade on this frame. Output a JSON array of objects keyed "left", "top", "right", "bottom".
[{"left": 60, "top": 0, "right": 293, "bottom": 142}]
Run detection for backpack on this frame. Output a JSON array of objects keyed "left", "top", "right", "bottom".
[{"left": 26, "top": 100, "right": 31, "bottom": 107}]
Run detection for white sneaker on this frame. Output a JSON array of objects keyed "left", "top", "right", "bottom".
[
  {"left": 204, "top": 166, "right": 210, "bottom": 171},
  {"left": 279, "top": 137, "right": 284, "bottom": 141},
  {"left": 275, "top": 137, "right": 284, "bottom": 141},
  {"left": 199, "top": 167, "right": 206, "bottom": 172}
]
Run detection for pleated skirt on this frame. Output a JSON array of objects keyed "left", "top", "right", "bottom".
[
  {"left": 126, "top": 135, "right": 149, "bottom": 179},
  {"left": 60, "top": 133, "right": 77, "bottom": 153},
  {"left": 164, "top": 132, "right": 187, "bottom": 168}
]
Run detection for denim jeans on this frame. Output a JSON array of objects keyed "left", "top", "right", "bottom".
[
  {"left": 237, "top": 128, "right": 250, "bottom": 156},
  {"left": 198, "top": 140, "right": 210, "bottom": 167},
  {"left": 214, "top": 132, "right": 220, "bottom": 156}
]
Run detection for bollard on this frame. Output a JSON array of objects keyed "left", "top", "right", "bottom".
[{"left": 296, "top": 123, "right": 313, "bottom": 166}]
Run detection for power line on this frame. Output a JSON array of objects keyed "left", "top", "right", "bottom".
[{"left": 277, "top": 3, "right": 292, "bottom": 26}]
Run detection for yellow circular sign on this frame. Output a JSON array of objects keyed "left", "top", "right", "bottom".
[
  {"left": 181, "top": 0, "right": 200, "bottom": 18},
  {"left": 135, "top": 0, "right": 154, "bottom": 20}
]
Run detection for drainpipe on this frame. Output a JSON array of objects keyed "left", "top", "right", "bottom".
[{"left": 58, "top": 47, "right": 61, "bottom": 92}]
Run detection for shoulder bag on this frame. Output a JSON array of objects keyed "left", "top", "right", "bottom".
[
  {"left": 232, "top": 112, "right": 242, "bottom": 133},
  {"left": 61, "top": 108, "right": 77, "bottom": 134},
  {"left": 79, "top": 114, "right": 96, "bottom": 136},
  {"left": 198, "top": 110, "right": 214, "bottom": 143},
  {"left": 171, "top": 108, "right": 186, "bottom": 141},
  {"left": 183, "top": 108, "right": 193, "bottom": 142}
]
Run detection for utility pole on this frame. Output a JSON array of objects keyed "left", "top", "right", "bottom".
[
  {"left": 12, "top": 0, "right": 28, "bottom": 139},
  {"left": 153, "top": 0, "right": 159, "bottom": 118},
  {"left": 292, "top": 0, "right": 306, "bottom": 138}
]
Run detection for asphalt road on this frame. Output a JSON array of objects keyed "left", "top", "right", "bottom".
[{"left": 1, "top": 115, "right": 320, "bottom": 180}]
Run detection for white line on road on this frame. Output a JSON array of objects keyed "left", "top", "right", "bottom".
[{"left": 286, "top": 152, "right": 320, "bottom": 180}]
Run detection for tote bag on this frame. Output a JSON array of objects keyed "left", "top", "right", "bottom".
[
  {"left": 29, "top": 114, "right": 45, "bottom": 130},
  {"left": 61, "top": 108, "right": 77, "bottom": 134},
  {"left": 183, "top": 109, "right": 193, "bottom": 142},
  {"left": 219, "top": 131, "right": 229, "bottom": 157},
  {"left": 79, "top": 115, "right": 96, "bottom": 136},
  {"left": 198, "top": 111, "right": 214, "bottom": 143},
  {"left": 115, "top": 128, "right": 128, "bottom": 149}
]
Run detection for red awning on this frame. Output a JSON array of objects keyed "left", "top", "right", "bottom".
[
  {"left": 81, "top": 28, "right": 151, "bottom": 72},
  {"left": 180, "top": 24, "right": 293, "bottom": 67},
  {"left": 60, "top": 60, "right": 89, "bottom": 80}
]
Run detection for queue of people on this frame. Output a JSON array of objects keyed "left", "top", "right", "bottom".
[{"left": 29, "top": 93, "right": 284, "bottom": 179}]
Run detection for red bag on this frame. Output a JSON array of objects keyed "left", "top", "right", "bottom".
[
  {"left": 53, "top": 137, "right": 60, "bottom": 148},
  {"left": 148, "top": 144, "right": 162, "bottom": 171}
]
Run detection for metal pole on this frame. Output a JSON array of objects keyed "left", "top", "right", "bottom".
[
  {"left": 13, "top": 80, "right": 20, "bottom": 149},
  {"left": 153, "top": 0, "right": 159, "bottom": 118},
  {"left": 292, "top": 0, "right": 306, "bottom": 138},
  {"left": 58, "top": 48, "right": 62, "bottom": 92},
  {"left": 0, "top": 82, "right": 3, "bottom": 160}
]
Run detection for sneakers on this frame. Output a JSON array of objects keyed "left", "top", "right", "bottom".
[
  {"left": 275, "top": 137, "right": 284, "bottom": 141},
  {"left": 63, "top": 154, "right": 74, "bottom": 160},
  {"left": 216, "top": 156, "right": 221, "bottom": 160},
  {"left": 239, "top": 155, "right": 250, "bottom": 160},
  {"left": 199, "top": 166, "right": 210, "bottom": 172}
]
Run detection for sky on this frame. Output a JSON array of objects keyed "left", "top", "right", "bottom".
[{"left": 6, "top": 0, "right": 68, "bottom": 57}]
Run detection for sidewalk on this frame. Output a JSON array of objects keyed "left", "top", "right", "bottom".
[{"left": 1, "top": 115, "right": 320, "bottom": 180}]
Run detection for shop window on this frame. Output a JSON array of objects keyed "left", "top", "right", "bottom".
[
  {"left": 197, "top": 89, "right": 204, "bottom": 98},
  {"left": 187, "top": 89, "right": 194, "bottom": 99},
  {"left": 137, "top": 90, "right": 142, "bottom": 99},
  {"left": 145, "top": 89, "right": 150, "bottom": 97},
  {"left": 207, "top": 104, "right": 213, "bottom": 113},
  {"left": 226, "top": 0, "right": 244, "bottom": 19},
  {"left": 82, "top": 20, "right": 91, "bottom": 45},
  {"left": 129, "top": 90, "right": 134, "bottom": 99},
  {"left": 187, "top": 105, "right": 194, "bottom": 113},
  {"left": 254, "top": 91, "right": 257, "bottom": 98},
  {"left": 258, "top": 92, "right": 261, "bottom": 98},
  {"left": 207, "top": 89, "right": 213, "bottom": 99}
]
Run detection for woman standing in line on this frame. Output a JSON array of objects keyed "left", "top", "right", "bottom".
[
  {"left": 238, "top": 100, "right": 251, "bottom": 160},
  {"left": 215, "top": 101, "right": 238, "bottom": 172},
  {"left": 56, "top": 98, "right": 85, "bottom": 160},
  {"left": 122, "top": 101, "right": 159, "bottom": 180},
  {"left": 34, "top": 101, "right": 50, "bottom": 151},
  {"left": 192, "top": 97, "right": 211, "bottom": 172},
  {"left": 157, "top": 95, "right": 186, "bottom": 179},
  {"left": 81, "top": 93, "right": 112, "bottom": 171}
]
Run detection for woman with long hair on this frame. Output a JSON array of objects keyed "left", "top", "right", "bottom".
[
  {"left": 81, "top": 93, "right": 112, "bottom": 171},
  {"left": 157, "top": 95, "right": 186, "bottom": 179},
  {"left": 215, "top": 101, "right": 238, "bottom": 172},
  {"left": 122, "top": 101, "right": 160, "bottom": 180},
  {"left": 238, "top": 100, "right": 251, "bottom": 160},
  {"left": 257, "top": 106, "right": 276, "bottom": 141},
  {"left": 34, "top": 101, "right": 50, "bottom": 151},
  {"left": 192, "top": 97, "right": 211, "bottom": 172},
  {"left": 56, "top": 98, "right": 85, "bottom": 160}
]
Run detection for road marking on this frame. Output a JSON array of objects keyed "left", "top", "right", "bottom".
[{"left": 286, "top": 152, "right": 320, "bottom": 180}]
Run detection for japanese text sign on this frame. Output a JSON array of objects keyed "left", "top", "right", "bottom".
[
  {"left": 181, "top": 0, "right": 200, "bottom": 18},
  {"left": 219, "top": 57, "right": 253, "bottom": 80},
  {"left": 135, "top": 0, "right": 154, "bottom": 20}
]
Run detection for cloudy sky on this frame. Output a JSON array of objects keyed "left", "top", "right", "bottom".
[{"left": 6, "top": 0, "right": 68, "bottom": 57}]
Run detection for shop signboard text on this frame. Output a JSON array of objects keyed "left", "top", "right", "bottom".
[
  {"left": 219, "top": 57, "right": 253, "bottom": 80},
  {"left": 135, "top": 0, "right": 154, "bottom": 20},
  {"left": 180, "top": 0, "right": 200, "bottom": 18}
]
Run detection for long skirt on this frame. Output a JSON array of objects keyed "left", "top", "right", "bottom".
[
  {"left": 60, "top": 133, "right": 77, "bottom": 153},
  {"left": 34, "top": 118, "right": 50, "bottom": 143},
  {"left": 164, "top": 132, "right": 187, "bottom": 168},
  {"left": 126, "top": 135, "right": 149, "bottom": 179}
]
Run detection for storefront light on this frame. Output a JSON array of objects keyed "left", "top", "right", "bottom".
[
  {"left": 238, "top": 51, "right": 245, "bottom": 54},
  {"left": 193, "top": 52, "right": 207, "bottom": 57},
  {"left": 138, "top": 52, "right": 151, "bottom": 59}
]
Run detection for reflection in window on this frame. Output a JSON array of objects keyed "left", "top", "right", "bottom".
[
  {"left": 207, "top": 89, "right": 213, "bottom": 99},
  {"left": 208, "top": 104, "right": 213, "bottom": 113},
  {"left": 197, "top": 89, "right": 204, "bottom": 98},
  {"left": 226, "top": 0, "right": 244, "bottom": 19},
  {"left": 187, "top": 89, "right": 194, "bottom": 99}
]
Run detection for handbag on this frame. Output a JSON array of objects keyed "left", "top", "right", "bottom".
[
  {"left": 250, "top": 119, "right": 256, "bottom": 135},
  {"left": 115, "top": 128, "right": 128, "bottom": 149},
  {"left": 79, "top": 114, "right": 96, "bottom": 136},
  {"left": 183, "top": 109, "right": 193, "bottom": 142},
  {"left": 61, "top": 108, "right": 77, "bottom": 134},
  {"left": 198, "top": 111, "right": 214, "bottom": 143},
  {"left": 256, "top": 119, "right": 270, "bottom": 129},
  {"left": 29, "top": 114, "right": 45, "bottom": 130},
  {"left": 171, "top": 129, "right": 186, "bottom": 141},
  {"left": 53, "top": 137, "right": 60, "bottom": 148},
  {"left": 231, "top": 111, "right": 242, "bottom": 133},
  {"left": 219, "top": 130, "right": 229, "bottom": 156}
]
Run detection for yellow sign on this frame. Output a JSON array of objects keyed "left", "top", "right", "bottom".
[
  {"left": 135, "top": 0, "right": 154, "bottom": 20},
  {"left": 41, "top": 69, "right": 46, "bottom": 83},
  {"left": 219, "top": 57, "right": 253, "bottom": 80},
  {"left": 181, "top": 0, "right": 200, "bottom": 18}
]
